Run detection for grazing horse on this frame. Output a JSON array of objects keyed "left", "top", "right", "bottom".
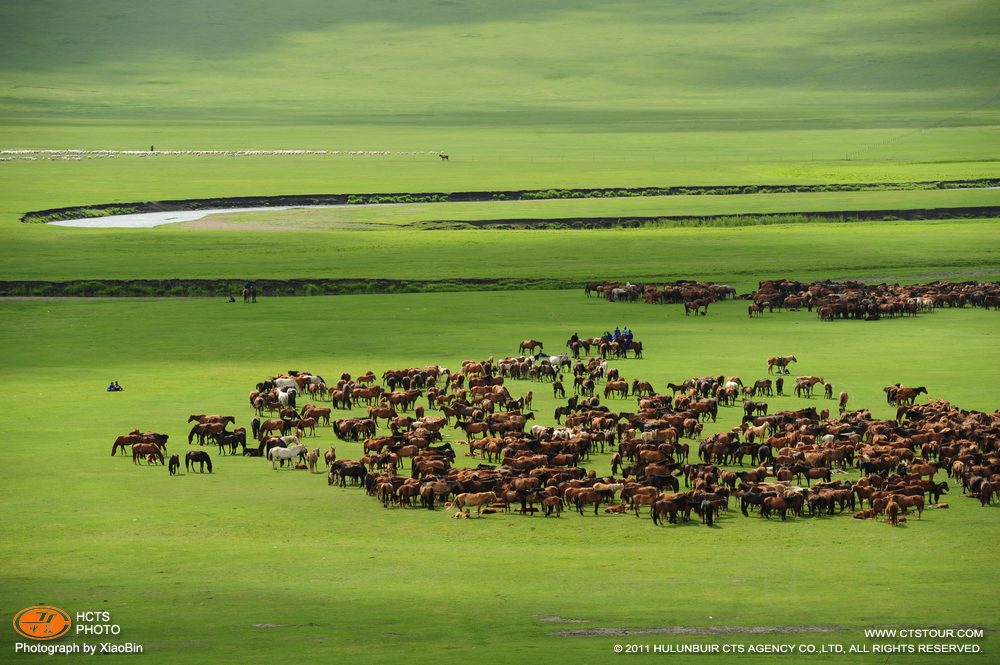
[
  {"left": 603, "top": 380, "right": 628, "bottom": 399},
  {"left": 168, "top": 454, "right": 180, "bottom": 475},
  {"left": 439, "top": 153, "right": 449, "bottom": 161},
  {"left": 699, "top": 499, "right": 715, "bottom": 526},
  {"left": 979, "top": 482, "right": 994, "bottom": 507},
  {"left": 132, "top": 443, "right": 163, "bottom": 465},
  {"left": 767, "top": 355, "right": 797, "bottom": 374},
  {"left": 518, "top": 339, "right": 544, "bottom": 354},
  {"left": 185, "top": 450, "right": 213, "bottom": 473},
  {"left": 794, "top": 376, "right": 824, "bottom": 398},
  {"left": 452, "top": 492, "right": 496, "bottom": 515},
  {"left": 268, "top": 443, "right": 308, "bottom": 470},
  {"left": 886, "top": 499, "right": 901, "bottom": 526},
  {"left": 112, "top": 434, "right": 140, "bottom": 456},
  {"left": 839, "top": 391, "right": 849, "bottom": 413}
]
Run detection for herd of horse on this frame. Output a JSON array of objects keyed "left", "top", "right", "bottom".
[
  {"left": 585, "top": 277, "right": 999, "bottom": 323},
  {"left": 343, "top": 393, "right": 997, "bottom": 526},
  {"left": 110, "top": 336, "right": 998, "bottom": 531},
  {"left": 586, "top": 280, "right": 736, "bottom": 316},
  {"left": 748, "top": 279, "right": 1000, "bottom": 320}
]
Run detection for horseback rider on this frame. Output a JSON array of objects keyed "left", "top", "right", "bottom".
[{"left": 570, "top": 332, "right": 579, "bottom": 343}]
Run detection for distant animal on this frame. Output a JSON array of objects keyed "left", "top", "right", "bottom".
[
  {"left": 185, "top": 450, "right": 213, "bottom": 473},
  {"left": 168, "top": 454, "right": 180, "bottom": 475},
  {"left": 439, "top": 153, "right": 449, "bottom": 161}
]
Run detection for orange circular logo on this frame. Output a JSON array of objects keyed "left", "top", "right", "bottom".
[{"left": 13, "top": 606, "right": 72, "bottom": 640}]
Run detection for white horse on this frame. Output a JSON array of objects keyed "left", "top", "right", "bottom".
[
  {"left": 277, "top": 388, "right": 297, "bottom": 407},
  {"left": 268, "top": 444, "right": 307, "bottom": 470},
  {"left": 274, "top": 378, "right": 297, "bottom": 390}
]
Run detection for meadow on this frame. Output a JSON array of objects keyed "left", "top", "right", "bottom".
[
  {"left": 2, "top": 0, "right": 999, "bottom": 663},
  {"left": 1, "top": 292, "right": 999, "bottom": 664}
]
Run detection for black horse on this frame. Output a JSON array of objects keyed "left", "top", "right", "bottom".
[
  {"left": 168, "top": 454, "right": 180, "bottom": 476},
  {"left": 185, "top": 450, "right": 213, "bottom": 473}
]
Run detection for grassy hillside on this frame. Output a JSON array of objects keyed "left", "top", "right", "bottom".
[
  {"left": 1, "top": 218, "right": 996, "bottom": 285},
  {"left": 4, "top": 1, "right": 998, "bottom": 129},
  {"left": 1, "top": 0, "right": 998, "bottom": 223},
  {"left": 1, "top": 292, "right": 998, "bottom": 663},
  {"left": 183, "top": 188, "right": 1000, "bottom": 228}
]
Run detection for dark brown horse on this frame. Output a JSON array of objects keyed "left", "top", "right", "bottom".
[
  {"left": 112, "top": 434, "right": 141, "bottom": 456},
  {"left": 132, "top": 443, "right": 164, "bottom": 465},
  {"left": 185, "top": 450, "right": 213, "bottom": 473}
]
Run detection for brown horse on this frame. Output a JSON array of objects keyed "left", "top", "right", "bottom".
[
  {"left": 455, "top": 420, "right": 489, "bottom": 440},
  {"left": 188, "top": 422, "right": 226, "bottom": 445},
  {"left": 452, "top": 492, "right": 496, "bottom": 515},
  {"left": 367, "top": 405, "right": 397, "bottom": 427},
  {"left": 132, "top": 443, "right": 164, "bottom": 465},
  {"left": 257, "top": 419, "right": 285, "bottom": 441},
  {"left": 112, "top": 434, "right": 141, "bottom": 456},
  {"left": 767, "top": 355, "right": 797, "bottom": 374},
  {"left": 518, "top": 339, "right": 544, "bottom": 354},
  {"left": 886, "top": 499, "right": 901, "bottom": 526},
  {"left": 896, "top": 494, "right": 924, "bottom": 519},
  {"left": 908, "top": 462, "right": 939, "bottom": 479},
  {"left": 603, "top": 380, "right": 628, "bottom": 399}
]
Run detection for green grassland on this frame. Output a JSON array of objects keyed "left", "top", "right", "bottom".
[
  {"left": 2, "top": 0, "right": 999, "bottom": 227},
  {"left": 182, "top": 188, "right": 1000, "bottom": 229},
  {"left": 2, "top": 218, "right": 997, "bottom": 287},
  {"left": 1, "top": 292, "right": 998, "bottom": 664},
  {"left": 2, "top": 0, "right": 1000, "bottom": 662}
]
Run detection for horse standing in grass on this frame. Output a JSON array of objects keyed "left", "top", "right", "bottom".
[
  {"left": 132, "top": 443, "right": 163, "bottom": 465},
  {"left": 518, "top": 339, "right": 544, "bottom": 355},
  {"left": 185, "top": 450, "right": 213, "bottom": 473},
  {"left": 767, "top": 355, "right": 797, "bottom": 374},
  {"left": 268, "top": 443, "right": 308, "bottom": 470}
]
